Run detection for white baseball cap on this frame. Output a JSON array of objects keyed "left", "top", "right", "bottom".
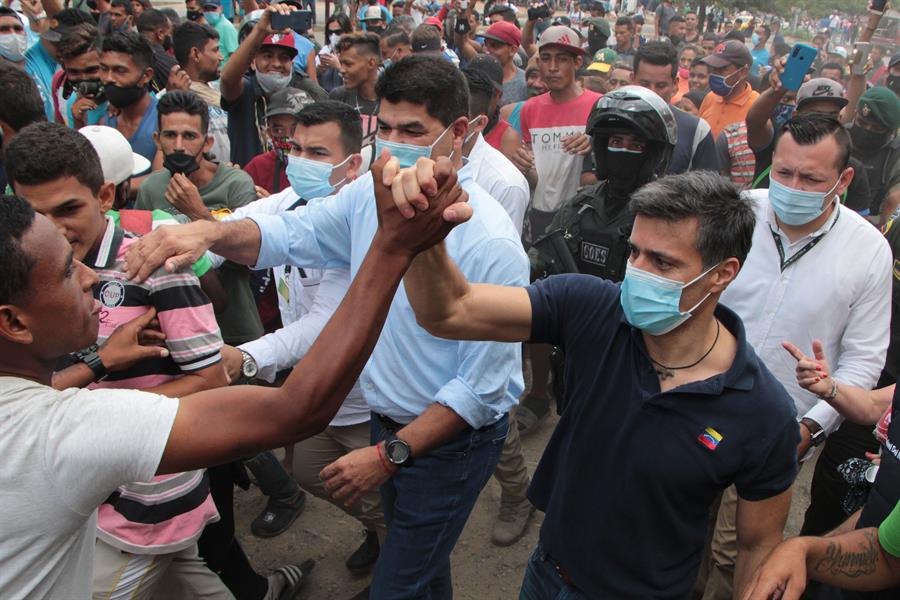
[{"left": 78, "top": 125, "right": 151, "bottom": 185}]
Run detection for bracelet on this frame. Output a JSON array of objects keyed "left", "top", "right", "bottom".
[
  {"left": 375, "top": 442, "right": 392, "bottom": 473},
  {"left": 819, "top": 379, "right": 838, "bottom": 401}
]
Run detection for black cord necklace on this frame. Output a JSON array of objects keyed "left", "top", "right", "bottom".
[{"left": 650, "top": 320, "right": 721, "bottom": 380}]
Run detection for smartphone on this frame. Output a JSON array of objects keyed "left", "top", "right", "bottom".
[
  {"left": 850, "top": 42, "right": 872, "bottom": 76},
  {"left": 781, "top": 43, "right": 818, "bottom": 91},
  {"left": 872, "top": 0, "right": 888, "bottom": 11},
  {"left": 271, "top": 10, "right": 313, "bottom": 33}
]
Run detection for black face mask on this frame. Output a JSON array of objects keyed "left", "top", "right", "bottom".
[
  {"left": 888, "top": 74, "right": 900, "bottom": 97},
  {"left": 163, "top": 34, "right": 173, "bottom": 52},
  {"left": 186, "top": 10, "right": 202, "bottom": 21},
  {"left": 163, "top": 151, "right": 201, "bottom": 176},
  {"left": 104, "top": 82, "right": 147, "bottom": 108},
  {"left": 605, "top": 148, "right": 645, "bottom": 199},
  {"left": 368, "top": 25, "right": 384, "bottom": 35},
  {"left": 850, "top": 124, "right": 891, "bottom": 155}
]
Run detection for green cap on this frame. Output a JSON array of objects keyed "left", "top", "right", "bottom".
[
  {"left": 586, "top": 16, "right": 610, "bottom": 38},
  {"left": 592, "top": 48, "right": 618, "bottom": 65},
  {"left": 858, "top": 86, "right": 900, "bottom": 130}
]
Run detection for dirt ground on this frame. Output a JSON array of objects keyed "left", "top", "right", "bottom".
[{"left": 233, "top": 410, "right": 815, "bottom": 600}]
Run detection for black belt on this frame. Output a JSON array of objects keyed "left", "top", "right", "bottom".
[{"left": 375, "top": 413, "right": 408, "bottom": 432}]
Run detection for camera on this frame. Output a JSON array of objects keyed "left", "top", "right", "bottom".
[{"left": 528, "top": 3, "right": 552, "bottom": 21}]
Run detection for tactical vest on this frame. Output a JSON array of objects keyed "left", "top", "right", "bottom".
[{"left": 529, "top": 182, "right": 634, "bottom": 283}]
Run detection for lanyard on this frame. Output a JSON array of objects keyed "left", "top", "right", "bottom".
[
  {"left": 770, "top": 207, "right": 840, "bottom": 272},
  {"left": 284, "top": 198, "right": 308, "bottom": 278}
]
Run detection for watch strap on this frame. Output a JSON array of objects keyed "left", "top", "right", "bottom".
[
  {"left": 800, "top": 417, "right": 825, "bottom": 446},
  {"left": 75, "top": 344, "right": 108, "bottom": 382}
]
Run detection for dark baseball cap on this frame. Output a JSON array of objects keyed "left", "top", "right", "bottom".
[
  {"left": 701, "top": 40, "right": 753, "bottom": 69},
  {"left": 890, "top": 51, "right": 900, "bottom": 69},
  {"left": 41, "top": 8, "right": 95, "bottom": 43},
  {"left": 265, "top": 88, "right": 313, "bottom": 118},
  {"left": 858, "top": 86, "right": 900, "bottom": 130},
  {"left": 462, "top": 54, "right": 503, "bottom": 93}
]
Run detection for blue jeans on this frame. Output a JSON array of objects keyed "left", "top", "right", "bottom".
[
  {"left": 519, "top": 541, "right": 590, "bottom": 600},
  {"left": 369, "top": 414, "right": 509, "bottom": 600}
]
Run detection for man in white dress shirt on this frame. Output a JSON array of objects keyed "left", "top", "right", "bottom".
[
  {"left": 701, "top": 113, "right": 893, "bottom": 600},
  {"left": 227, "top": 100, "right": 387, "bottom": 576}
]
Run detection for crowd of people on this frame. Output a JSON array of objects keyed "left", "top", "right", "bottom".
[{"left": 3, "top": 0, "right": 900, "bottom": 598}]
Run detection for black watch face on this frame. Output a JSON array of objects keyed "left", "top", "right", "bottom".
[{"left": 387, "top": 440, "right": 410, "bottom": 464}]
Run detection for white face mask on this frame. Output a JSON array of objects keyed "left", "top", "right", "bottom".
[
  {"left": 329, "top": 33, "right": 340, "bottom": 48},
  {"left": 0, "top": 33, "right": 28, "bottom": 63},
  {"left": 256, "top": 71, "right": 291, "bottom": 95}
]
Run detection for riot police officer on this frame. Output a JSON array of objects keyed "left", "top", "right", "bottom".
[{"left": 530, "top": 85, "right": 677, "bottom": 283}]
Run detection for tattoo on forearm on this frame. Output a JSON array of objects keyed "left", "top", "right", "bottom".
[{"left": 812, "top": 530, "right": 879, "bottom": 578}]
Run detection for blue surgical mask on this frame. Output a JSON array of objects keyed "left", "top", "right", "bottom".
[
  {"left": 620, "top": 262, "right": 718, "bottom": 336},
  {"left": 708, "top": 72, "right": 737, "bottom": 97},
  {"left": 204, "top": 11, "right": 221, "bottom": 25},
  {"left": 751, "top": 32, "right": 760, "bottom": 46},
  {"left": 769, "top": 176, "right": 841, "bottom": 226},
  {"left": 374, "top": 125, "right": 452, "bottom": 168},
  {"left": 286, "top": 154, "right": 351, "bottom": 199}
]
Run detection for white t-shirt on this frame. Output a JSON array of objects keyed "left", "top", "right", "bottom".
[{"left": 0, "top": 377, "right": 178, "bottom": 599}]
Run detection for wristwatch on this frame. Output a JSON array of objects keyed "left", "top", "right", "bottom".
[
  {"left": 384, "top": 434, "right": 414, "bottom": 467},
  {"left": 74, "top": 343, "right": 109, "bottom": 383},
  {"left": 800, "top": 417, "right": 826, "bottom": 448},
  {"left": 239, "top": 350, "right": 259, "bottom": 380}
]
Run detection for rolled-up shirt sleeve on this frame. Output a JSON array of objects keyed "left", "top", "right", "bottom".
[
  {"left": 434, "top": 238, "right": 529, "bottom": 428},
  {"left": 248, "top": 185, "right": 356, "bottom": 271}
]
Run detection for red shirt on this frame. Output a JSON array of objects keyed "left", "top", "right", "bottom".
[
  {"left": 484, "top": 118, "right": 511, "bottom": 152},
  {"left": 244, "top": 150, "right": 290, "bottom": 195}
]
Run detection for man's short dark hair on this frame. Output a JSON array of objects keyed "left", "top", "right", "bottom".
[
  {"left": 336, "top": 31, "right": 381, "bottom": 56},
  {"left": 488, "top": 5, "right": 517, "bottom": 24},
  {"left": 723, "top": 29, "right": 745, "bottom": 43},
  {"left": 111, "top": 0, "right": 134, "bottom": 15},
  {"left": 0, "top": 195, "right": 37, "bottom": 305},
  {"left": 160, "top": 8, "right": 181, "bottom": 26},
  {"left": 778, "top": 113, "right": 851, "bottom": 173},
  {"left": 376, "top": 55, "right": 469, "bottom": 127},
  {"left": 57, "top": 23, "right": 100, "bottom": 61},
  {"left": 173, "top": 20, "right": 218, "bottom": 66},
  {"left": 819, "top": 62, "right": 845, "bottom": 78},
  {"left": 668, "top": 15, "right": 685, "bottom": 26},
  {"left": 54, "top": 8, "right": 96, "bottom": 28},
  {"left": 615, "top": 16, "right": 634, "bottom": 30},
  {"left": 630, "top": 171, "right": 755, "bottom": 268},
  {"left": 6, "top": 122, "right": 104, "bottom": 195},
  {"left": 0, "top": 63, "right": 47, "bottom": 132},
  {"left": 0, "top": 6, "right": 20, "bottom": 20},
  {"left": 136, "top": 8, "right": 169, "bottom": 33},
  {"left": 157, "top": 90, "right": 210, "bottom": 135},
  {"left": 101, "top": 30, "right": 153, "bottom": 70},
  {"left": 634, "top": 40, "right": 678, "bottom": 80},
  {"left": 296, "top": 100, "right": 363, "bottom": 155},
  {"left": 385, "top": 14, "right": 415, "bottom": 35},
  {"left": 383, "top": 31, "right": 409, "bottom": 49},
  {"left": 691, "top": 56, "right": 709, "bottom": 70}
]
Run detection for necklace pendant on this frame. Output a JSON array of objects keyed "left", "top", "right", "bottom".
[{"left": 655, "top": 367, "right": 675, "bottom": 380}]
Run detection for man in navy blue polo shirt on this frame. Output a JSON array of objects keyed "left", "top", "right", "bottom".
[{"left": 399, "top": 169, "right": 801, "bottom": 598}]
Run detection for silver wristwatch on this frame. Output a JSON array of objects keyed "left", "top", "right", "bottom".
[{"left": 239, "top": 350, "right": 259, "bottom": 380}]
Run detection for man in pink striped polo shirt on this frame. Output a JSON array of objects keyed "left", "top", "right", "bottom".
[{"left": 6, "top": 122, "right": 291, "bottom": 599}]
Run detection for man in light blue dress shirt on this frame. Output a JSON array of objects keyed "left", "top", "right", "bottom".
[{"left": 125, "top": 56, "right": 528, "bottom": 599}]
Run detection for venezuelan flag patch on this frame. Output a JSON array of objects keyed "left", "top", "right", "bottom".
[{"left": 698, "top": 427, "right": 723, "bottom": 451}]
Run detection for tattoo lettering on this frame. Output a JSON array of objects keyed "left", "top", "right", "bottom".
[{"left": 812, "top": 530, "right": 879, "bottom": 578}]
